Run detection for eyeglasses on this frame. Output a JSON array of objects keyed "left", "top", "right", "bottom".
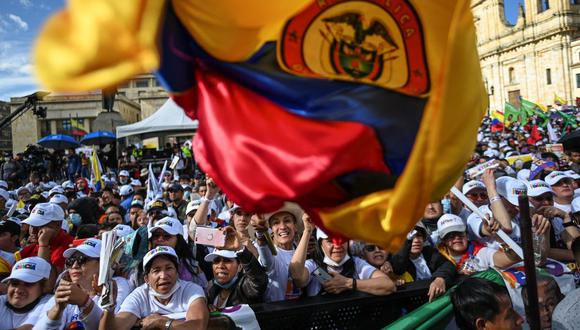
[{"left": 65, "top": 255, "right": 96, "bottom": 268}]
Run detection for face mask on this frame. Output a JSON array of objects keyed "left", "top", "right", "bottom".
[
  {"left": 323, "top": 254, "right": 350, "bottom": 268},
  {"left": 69, "top": 213, "right": 82, "bottom": 226},
  {"left": 149, "top": 280, "right": 181, "bottom": 299},
  {"left": 214, "top": 275, "right": 239, "bottom": 290}
]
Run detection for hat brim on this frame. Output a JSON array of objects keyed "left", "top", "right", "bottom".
[
  {"left": 148, "top": 225, "right": 182, "bottom": 237},
  {"left": 2, "top": 272, "right": 45, "bottom": 284},
  {"left": 63, "top": 246, "right": 100, "bottom": 259},
  {"left": 528, "top": 188, "right": 555, "bottom": 198},
  {"left": 143, "top": 251, "right": 179, "bottom": 269},
  {"left": 264, "top": 203, "right": 303, "bottom": 224},
  {"left": 204, "top": 250, "right": 238, "bottom": 262},
  {"left": 22, "top": 215, "right": 52, "bottom": 227},
  {"left": 440, "top": 225, "right": 466, "bottom": 239}
]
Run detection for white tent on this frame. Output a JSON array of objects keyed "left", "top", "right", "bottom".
[{"left": 116, "top": 98, "right": 198, "bottom": 138}]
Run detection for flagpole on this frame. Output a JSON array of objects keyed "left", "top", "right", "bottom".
[{"left": 518, "top": 194, "right": 541, "bottom": 330}]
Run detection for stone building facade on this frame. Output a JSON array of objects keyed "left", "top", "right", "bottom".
[
  {"left": 472, "top": 0, "right": 580, "bottom": 112},
  {"left": 0, "top": 101, "right": 13, "bottom": 153},
  {"left": 9, "top": 74, "right": 168, "bottom": 152}
]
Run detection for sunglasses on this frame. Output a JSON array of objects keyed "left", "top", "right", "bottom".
[
  {"left": 65, "top": 255, "right": 96, "bottom": 268},
  {"left": 467, "top": 192, "right": 488, "bottom": 199},
  {"left": 364, "top": 245, "right": 382, "bottom": 252},
  {"left": 532, "top": 194, "right": 553, "bottom": 202}
]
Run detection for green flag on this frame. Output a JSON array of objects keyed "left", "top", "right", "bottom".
[
  {"left": 556, "top": 110, "right": 578, "bottom": 130},
  {"left": 520, "top": 98, "right": 549, "bottom": 127},
  {"left": 384, "top": 269, "right": 505, "bottom": 330},
  {"left": 504, "top": 102, "right": 526, "bottom": 126}
]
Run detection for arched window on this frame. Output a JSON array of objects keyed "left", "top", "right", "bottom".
[{"left": 508, "top": 67, "right": 516, "bottom": 84}]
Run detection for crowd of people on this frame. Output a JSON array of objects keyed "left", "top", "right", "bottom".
[{"left": 0, "top": 112, "right": 578, "bottom": 329}]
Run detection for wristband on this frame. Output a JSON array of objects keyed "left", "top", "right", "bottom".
[
  {"left": 201, "top": 197, "right": 214, "bottom": 203},
  {"left": 165, "top": 319, "right": 174, "bottom": 330},
  {"left": 563, "top": 222, "right": 577, "bottom": 228},
  {"left": 352, "top": 278, "right": 357, "bottom": 291},
  {"left": 489, "top": 196, "right": 501, "bottom": 204}
]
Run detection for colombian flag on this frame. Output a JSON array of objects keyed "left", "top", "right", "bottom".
[{"left": 33, "top": 0, "right": 486, "bottom": 249}]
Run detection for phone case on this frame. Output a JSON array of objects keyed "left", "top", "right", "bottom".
[
  {"left": 194, "top": 226, "right": 226, "bottom": 247},
  {"left": 313, "top": 267, "right": 332, "bottom": 283}
]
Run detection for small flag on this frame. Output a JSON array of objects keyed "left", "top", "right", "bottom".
[{"left": 90, "top": 150, "right": 104, "bottom": 192}]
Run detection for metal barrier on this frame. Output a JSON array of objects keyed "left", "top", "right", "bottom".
[{"left": 251, "top": 281, "right": 430, "bottom": 330}]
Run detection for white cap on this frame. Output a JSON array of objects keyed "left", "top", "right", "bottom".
[
  {"left": 572, "top": 196, "right": 580, "bottom": 213},
  {"left": 49, "top": 186, "right": 64, "bottom": 196},
  {"left": 130, "top": 179, "right": 142, "bottom": 187},
  {"left": 148, "top": 217, "right": 183, "bottom": 237},
  {"left": 545, "top": 171, "right": 573, "bottom": 186},
  {"left": 63, "top": 238, "right": 101, "bottom": 258},
  {"left": 119, "top": 170, "right": 130, "bottom": 177},
  {"left": 264, "top": 202, "right": 303, "bottom": 224},
  {"left": 488, "top": 142, "right": 498, "bottom": 149},
  {"left": 204, "top": 249, "right": 238, "bottom": 262},
  {"left": 526, "top": 180, "right": 554, "bottom": 198},
  {"left": 496, "top": 177, "right": 527, "bottom": 206},
  {"left": 564, "top": 170, "right": 580, "bottom": 180},
  {"left": 437, "top": 214, "right": 466, "bottom": 239},
  {"left": 119, "top": 185, "right": 134, "bottom": 197},
  {"left": 517, "top": 169, "right": 531, "bottom": 182},
  {"left": 2, "top": 257, "right": 51, "bottom": 283},
  {"left": 0, "top": 180, "right": 7, "bottom": 190},
  {"left": 0, "top": 189, "right": 9, "bottom": 202},
  {"left": 113, "top": 224, "right": 135, "bottom": 237},
  {"left": 186, "top": 199, "right": 202, "bottom": 216},
  {"left": 462, "top": 180, "right": 486, "bottom": 195},
  {"left": 50, "top": 194, "right": 69, "bottom": 205},
  {"left": 143, "top": 246, "right": 179, "bottom": 270},
  {"left": 316, "top": 228, "right": 329, "bottom": 240},
  {"left": 23, "top": 203, "right": 65, "bottom": 227}
]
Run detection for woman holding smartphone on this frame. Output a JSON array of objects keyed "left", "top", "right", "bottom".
[{"left": 148, "top": 216, "right": 209, "bottom": 290}]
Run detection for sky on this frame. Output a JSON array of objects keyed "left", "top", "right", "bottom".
[
  {"left": 0, "top": 0, "right": 63, "bottom": 102},
  {"left": 0, "top": 0, "right": 525, "bottom": 102}
]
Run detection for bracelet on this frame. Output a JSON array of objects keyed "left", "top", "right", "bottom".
[
  {"left": 563, "top": 222, "right": 577, "bottom": 228},
  {"left": 489, "top": 196, "right": 501, "bottom": 204},
  {"left": 165, "top": 319, "right": 174, "bottom": 330},
  {"left": 352, "top": 278, "right": 357, "bottom": 291}
]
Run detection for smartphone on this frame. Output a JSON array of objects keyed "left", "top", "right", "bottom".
[
  {"left": 312, "top": 266, "right": 332, "bottom": 283},
  {"left": 194, "top": 226, "right": 226, "bottom": 247}
]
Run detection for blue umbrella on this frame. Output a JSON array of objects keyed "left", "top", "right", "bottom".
[
  {"left": 80, "top": 130, "right": 116, "bottom": 145},
  {"left": 37, "top": 134, "right": 80, "bottom": 149}
]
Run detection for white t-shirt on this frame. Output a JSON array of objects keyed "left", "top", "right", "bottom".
[
  {"left": 464, "top": 246, "right": 497, "bottom": 272},
  {"left": 33, "top": 277, "right": 129, "bottom": 330},
  {"left": 467, "top": 205, "right": 521, "bottom": 247},
  {"left": 0, "top": 249, "right": 15, "bottom": 268},
  {"left": 257, "top": 245, "right": 297, "bottom": 302},
  {"left": 118, "top": 280, "right": 205, "bottom": 318},
  {"left": 0, "top": 294, "right": 52, "bottom": 329},
  {"left": 554, "top": 202, "right": 572, "bottom": 213},
  {"left": 304, "top": 257, "right": 377, "bottom": 296},
  {"left": 410, "top": 255, "right": 432, "bottom": 280}
]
